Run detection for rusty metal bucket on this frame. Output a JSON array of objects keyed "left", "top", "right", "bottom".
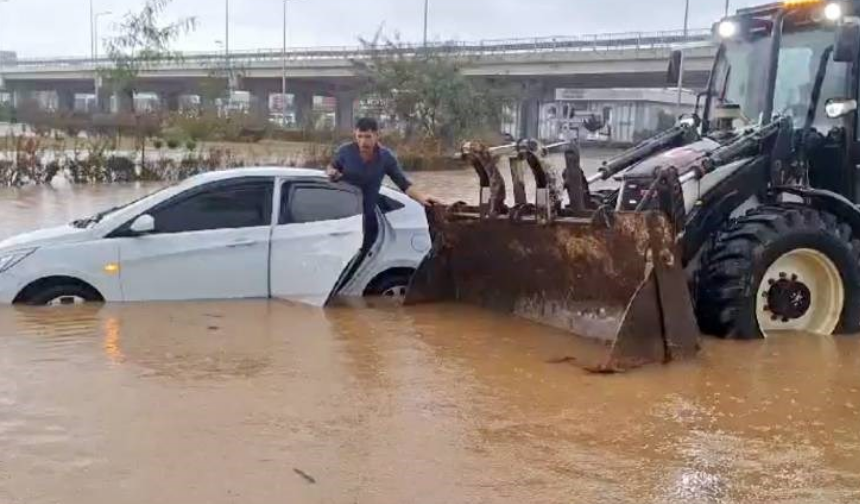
[{"left": 404, "top": 140, "right": 700, "bottom": 371}]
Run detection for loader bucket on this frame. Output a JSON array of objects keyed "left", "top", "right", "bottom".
[{"left": 405, "top": 206, "right": 700, "bottom": 371}]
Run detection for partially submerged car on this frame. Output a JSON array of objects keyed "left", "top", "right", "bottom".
[{"left": 0, "top": 167, "right": 431, "bottom": 306}]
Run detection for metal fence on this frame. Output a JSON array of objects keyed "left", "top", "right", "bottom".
[{"left": 5, "top": 29, "right": 713, "bottom": 71}]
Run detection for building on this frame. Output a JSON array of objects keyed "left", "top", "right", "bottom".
[{"left": 531, "top": 88, "right": 698, "bottom": 144}]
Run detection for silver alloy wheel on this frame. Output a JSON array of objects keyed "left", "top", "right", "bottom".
[
  {"left": 46, "top": 295, "right": 88, "bottom": 307},
  {"left": 381, "top": 285, "right": 408, "bottom": 299}
]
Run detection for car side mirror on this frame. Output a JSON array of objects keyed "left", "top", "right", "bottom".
[
  {"left": 667, "top": 49, "right": 683, "bottom": 84},
  {"left": 130, "top": 214, "right": 155, "bottom": 235},
  {"left": 834, "top": 21, "right": 860, "bottom": 63}
]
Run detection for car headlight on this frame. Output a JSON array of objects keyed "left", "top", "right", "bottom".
[{"left": 0, "top": 248, "right": 36, "bottom": 273}]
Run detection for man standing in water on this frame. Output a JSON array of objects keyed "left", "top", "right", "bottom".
[{"left": 326, "top": 117, "right": 440, "bottom": 251}]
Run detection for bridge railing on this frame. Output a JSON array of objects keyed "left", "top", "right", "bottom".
[{"left": 5, "top": 28, "right": 713, "bottom": 71}]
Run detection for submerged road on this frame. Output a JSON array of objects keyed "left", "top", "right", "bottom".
[{"left": 0, "top": 173, "right": 858, "bottom": 504}]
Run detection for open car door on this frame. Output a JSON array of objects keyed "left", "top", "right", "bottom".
[{"left": 269, "top": 179, "right": 365, "bottom": 306}]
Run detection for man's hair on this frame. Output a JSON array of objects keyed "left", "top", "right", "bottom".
[{"left": 355, "top": 117, "right": 379, "bottom": 132}]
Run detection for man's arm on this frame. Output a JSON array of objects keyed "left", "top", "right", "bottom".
[
  {"left": 326, "top": 146, "right": 346, "bottom": 182},
  {"left": 384, "top": 152, "right": 441, "bottom": 207}
]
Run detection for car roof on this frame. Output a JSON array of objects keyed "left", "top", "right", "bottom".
[
  {"left": 189, "top": 167, "right": 328, "bottom": 183},
  {"left": 191, "top": 167, "right": 409, "bottom": 199}
]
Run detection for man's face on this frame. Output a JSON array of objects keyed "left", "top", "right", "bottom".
[{"left": 355, "top": 129, "right": 379, "bottom": 153}]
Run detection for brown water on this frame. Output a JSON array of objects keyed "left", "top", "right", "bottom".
[{"left": 2, "top": 177, "right": 860, "bottom": 504}]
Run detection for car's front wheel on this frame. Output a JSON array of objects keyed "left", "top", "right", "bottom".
[{"left": 25, "top": 283, "right": 103, "bottom": 307}]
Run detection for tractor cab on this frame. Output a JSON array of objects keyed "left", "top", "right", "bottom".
[{"left": 704, "top": 0, "right": 860, "bottom": 199}]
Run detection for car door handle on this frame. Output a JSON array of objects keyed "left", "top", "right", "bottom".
[
  {"left": 227, "top": 239, "right": 258, "bottom": 248},
  {"left": 328, "top": 231, "right": 352, "bottom": 237}
]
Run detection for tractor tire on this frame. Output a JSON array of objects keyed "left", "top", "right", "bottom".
[{"left": 696, "top": 205, "right": 860, "bottom": 339}]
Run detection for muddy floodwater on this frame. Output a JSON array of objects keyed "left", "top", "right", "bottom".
[{"left": 2, "top": 170, "right": 860, "bottom": 504}]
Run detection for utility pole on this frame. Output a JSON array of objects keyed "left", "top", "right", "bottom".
[
  {"left": 225, "top": 0, "right": 231, "bottom": 98},
  {"left": 92, "top": 10, "right": 110, "bottom": 111},
  {"left": 282, "top": 0, "right": 288, "bottom": 127},
  {"left": 725, "top": 0, "right": 731, "bottom": 17},
  {"left": 677, "top": 0, "right": 690, "bottom": 108},
  {"left": 281, "top": 0, "right": 303, "bottom": 128},
  {"left": 0, "top": 0, "right": 11, "bottom": 97},
  {"left": 89, "top": 0, "right": 94, "bottom": 63},
  {"left": 423, "top": 0, "right": 430, "bottom": 48}
]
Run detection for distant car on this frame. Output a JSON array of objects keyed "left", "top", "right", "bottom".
[{"left": 0, "top": 167, "right": 432, "bottom": 307}]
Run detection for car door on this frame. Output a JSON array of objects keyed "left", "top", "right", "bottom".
[
  {"left": 270, "top": 179, "right": 365, "bottom": 306},
  {"left": 115, "top": 177, "right": 274, "bottom": 302}
]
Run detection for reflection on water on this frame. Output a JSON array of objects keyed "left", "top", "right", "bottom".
[{"left": 0, "top": 175, "right": 859, "bottom": 503}]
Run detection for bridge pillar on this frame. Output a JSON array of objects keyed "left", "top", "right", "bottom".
[
  {"left": 519, "top": 97, "right": 541, "bottom": 140},
  {"left": 114, "top": 90, "right": 134, "bottom": 113},
  {"left": 294, "top": 90, "right": 314, "bottom": 128},
  {"left": 11, "top": 88, "right": 30, "bottom": 109},
  {"left": 248, "top": 89, "right": 270, "bottom": 120},
  {"left": 57, "top": 89, "right": 75, "bottom": 112},
  {"left": 95, "top": 87, "right": 112, "bottom": 114},
  {"left": 336, "top": 91, "right": 357, "bottom": 133},
  {"left": 162, "top": 91, "right": 182, "bottom": 112}
]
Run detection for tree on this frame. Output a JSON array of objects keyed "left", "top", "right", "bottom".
[
  {"left": 352, "top": 33, "right": 511, "bottom": 146},
  {"left": 101, "top": 0, "right": 196, "bottom": 113},
  {"left": 100, "top": 0, "right": 195, "bottom": 168}
]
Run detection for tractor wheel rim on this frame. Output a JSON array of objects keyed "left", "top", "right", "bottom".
[
  {"left": 46, "top": 295, "right": 87, "bottom": 307},
  {"left": 756, "top": 248, "right": 844, "bottom": 336}
]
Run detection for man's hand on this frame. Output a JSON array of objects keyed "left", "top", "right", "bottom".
[
  {"left": 407, "top": 187, "right": 442, "bottom": 207},
  {"left": 326, "top": 166, "right": 343, "bottom": 182},
  {"left": 420, "top": 195, "right": 443, "bottom": 207}
]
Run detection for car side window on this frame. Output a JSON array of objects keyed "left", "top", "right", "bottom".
[
  {"left": 280, "top": 184, "right": 361, "bottom": 224},
  {"left": 151, "top": 181, "right": 273, "bottom": 234},
  {"left": 378, "top": 194, "right": 405, "bottom": 213}
]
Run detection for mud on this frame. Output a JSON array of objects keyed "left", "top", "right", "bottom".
[{"left": 1, "top": 177, "right": 860, "bottom": 504}]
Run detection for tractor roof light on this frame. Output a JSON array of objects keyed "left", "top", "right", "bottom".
[
  {"left": 718, "top": 20, "right": 739, "bottom": 38},
  {"left": 825, "top": 2, "right": 843, "bottom": 21},
  {"left": 784, "top": 0, "right": 823, "bottom": 7}
]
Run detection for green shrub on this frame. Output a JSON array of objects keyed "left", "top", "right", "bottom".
[{"left": 106, "top": 155, "right": 136, "bottom": 182}]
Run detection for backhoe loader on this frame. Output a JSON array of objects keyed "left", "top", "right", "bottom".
[{"left": 406, "top": 0, "right": 860, "bottom": 370}]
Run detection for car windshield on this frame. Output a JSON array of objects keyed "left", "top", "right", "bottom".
[{"left": 71, "top": 183, "right": 176, "bottom": 229}]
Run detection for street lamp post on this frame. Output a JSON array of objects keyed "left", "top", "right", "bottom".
[
  {"left": 676, "top": 0, "right": 690, "bottom": 107},
  {"left": 92, "top": 10, "right": 111, "bottom": 111},
  {"left": 93, "top": 12, "right": 111, "bottom": 61},
  {"left": 0, "top": 0, "right": 10, "bottom": 96},
  {"left": 423, "top": 0, "right": 430, "bottom": 48},
  {"left": 281, "top": 0, "right": 303, "bottom": 128},
  {"left": 225, "top": 0, "right": 231, "bottom": 96},
  {"left": 282, "top": 0, "right": 289, "bottom": 127},
  {"left": 725, "top": 0, "right": 731, "bottom": 16}
]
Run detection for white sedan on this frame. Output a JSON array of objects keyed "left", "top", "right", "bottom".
[{"left": 0, "top": 167, "right": 432, "bottom": 306}]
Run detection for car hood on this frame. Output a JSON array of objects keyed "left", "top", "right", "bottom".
[{"left": 0, "top": 225, "right": 93, "bottom": 252}]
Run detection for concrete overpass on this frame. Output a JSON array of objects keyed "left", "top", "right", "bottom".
[{"left": 0, "top": 29, "right": 718, "bottom": 135}]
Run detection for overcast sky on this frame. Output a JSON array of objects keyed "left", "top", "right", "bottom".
[{"left": 0, "top": 0, "right": 765, "bottom": 58}]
